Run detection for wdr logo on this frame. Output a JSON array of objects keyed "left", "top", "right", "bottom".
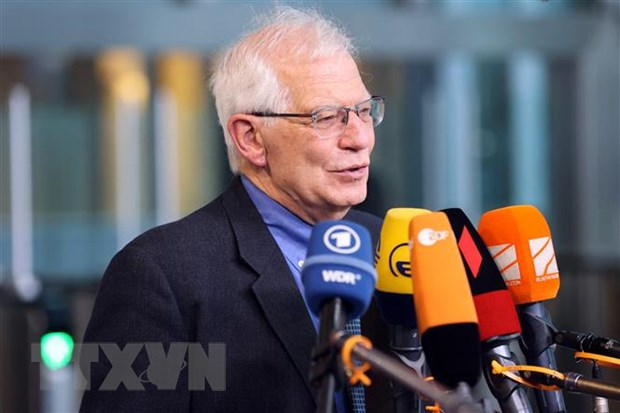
[
  {"left": 321, "top": 270, "right": 362, "bottom": 285},
  {"left": 528, "top": 237, "right": 559, "bottom": 282}
]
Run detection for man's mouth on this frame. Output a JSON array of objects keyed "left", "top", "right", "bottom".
[{"left": 332, "top": 164, "right": 369, "bottom": 179}]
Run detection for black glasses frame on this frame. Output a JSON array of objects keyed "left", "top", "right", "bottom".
[{"left": 248, "top": 95, "right": 385, "bottom": 131}]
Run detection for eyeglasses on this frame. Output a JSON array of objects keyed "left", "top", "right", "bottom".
[{"left": 249, "top": 96, "right": 385, "bottom": 139}]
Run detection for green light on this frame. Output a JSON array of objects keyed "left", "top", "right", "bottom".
[{"left": 40, "top": 332, "right": 74, "bottom": 370}]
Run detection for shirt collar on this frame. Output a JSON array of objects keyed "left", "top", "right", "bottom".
[{"left": 241, "top": 175, "right": 313, "bottom": 266}]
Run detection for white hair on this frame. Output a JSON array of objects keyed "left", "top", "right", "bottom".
[{"left": 209, "top": 6, "right": 357, "bottom": 173}]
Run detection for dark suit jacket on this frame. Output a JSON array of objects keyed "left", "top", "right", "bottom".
[{"left": 80, "top": 177, "right": 390, "bottom": 412}]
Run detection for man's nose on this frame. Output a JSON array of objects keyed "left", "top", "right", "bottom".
[{"left": 338, "top": 112, "right": 373, "bottom": 150}]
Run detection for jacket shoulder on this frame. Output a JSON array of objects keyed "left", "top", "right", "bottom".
[{"left": 345, "top": 209, "right": 382, "bottom": 245}]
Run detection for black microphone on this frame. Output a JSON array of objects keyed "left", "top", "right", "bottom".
[
  {"left": 302, "top": 220, "right": 377, "bottom": 413},
  {"left": 553, "top": 330, "right": 620, "bottom": 359},
  {"left": 408, "top": 212, "right": 498, "bottom": 412}
]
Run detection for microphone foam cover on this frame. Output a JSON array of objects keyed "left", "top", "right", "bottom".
[
  {"left": 442, "top": 208, "right": 521, "bottom": 342},
  {"left": 409, "top": 212, "right": 481, "bottom": 388},
  {"left": 473, "top": 290, "right": 521, "bottom": 343},
  {"left": 375, "top": 208, "right": 430, "bottom": 327},
  {"left": 302, "top": 220, "right": 376, "bottom": 320},
  {"left": 478, "top": 205, "right": 560, "bottom": 305},
  {"left": 422, "top": 324, "right": 482, "bottom": 389}
]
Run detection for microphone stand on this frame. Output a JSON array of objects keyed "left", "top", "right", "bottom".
[
  {"left": 481, "top": 339, "right": 534, "bottom": 413},
  {"left": 547, "top": 372, "right": 620, "bottom": 400},
  {"left": 518, "top": 303, "right": 566, "bottom": 412},
  {"left": 331, "top": 332, "right": 492, "bottom": 413},
  {"left": 592, "top": 363, "right": 609, "bottom": 413},
  {"left": 310, "top": 297, "right": 347, "bottom": 413},
  {"left": 389, "top": 325, "right": 430, "bottom": 413}
]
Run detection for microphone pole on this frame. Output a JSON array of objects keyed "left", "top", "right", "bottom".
[
  {"left": 312, "top": 297, "right": 347, "bottom": 413},
  {"left": 389, "top": 325, "right": 428, "bottom": 413},
  {"left": 481, "top": 340, "right": 534, "bottom": 413},
  {"left": 518, "top": 302, "right": 566, "bottom": 412},
  {"left": 545, "top": 373, "right": 620, "bottom": 400},
  {"left": 592, "top": 363, "right": 609, "bottom": 413}
]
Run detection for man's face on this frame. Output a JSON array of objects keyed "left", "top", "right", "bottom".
[{"left": 256, "top": 52, "right": 376, "bottom": 224}]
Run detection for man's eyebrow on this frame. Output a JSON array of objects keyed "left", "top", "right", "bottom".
[{"left": 305, "top": 96, "right": 372, "bottom": 112}]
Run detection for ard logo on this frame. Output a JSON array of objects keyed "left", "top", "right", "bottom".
[{"left": 323, "top": 225, "right": 361, "bottom": 254}]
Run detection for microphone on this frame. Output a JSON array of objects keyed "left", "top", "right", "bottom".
[
  {"left": 302, "top": 220, "right": 376, "bottom": 413},
  {"left": 553, "top": 330, "right": 620, "bottom": 359},
  {"left": 442, "top": 208, "right": 534, "bottom": 413},
  {"left": 478, "top": 205, "right": 566, "bottom": 413},
  {"left": 408, "top": 211, "right": 481, "bottom": 390},
  {"left": 374, "top": 208, "right": 431, "bottom": 413}
]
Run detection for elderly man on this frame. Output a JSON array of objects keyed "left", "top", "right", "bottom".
[{"left": 81, "top": 7, "right": 389, "bottom": 413}]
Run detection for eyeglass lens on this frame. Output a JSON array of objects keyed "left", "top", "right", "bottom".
[{"left": 313, "top": 97, "right": 384, "bottom": 137}]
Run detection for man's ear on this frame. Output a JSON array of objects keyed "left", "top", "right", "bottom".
[{"left": 227, "top": 114, "right": 267, "bottom": 167}]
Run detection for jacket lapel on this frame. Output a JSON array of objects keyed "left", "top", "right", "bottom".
[{"left": 222, "top": 178, "right": 317, "bottom": 401}]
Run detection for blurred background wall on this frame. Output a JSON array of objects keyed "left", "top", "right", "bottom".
[{"left": 0, "top": 0, "right": 618, "bottom": 412}]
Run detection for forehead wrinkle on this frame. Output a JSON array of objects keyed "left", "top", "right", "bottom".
[{"left": 276, "top": 53, "right": 368, "bottom": 111}]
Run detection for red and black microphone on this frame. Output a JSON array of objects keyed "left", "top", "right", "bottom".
[{"left": 442, "top": 208, "right": 534, "bottom": 413}]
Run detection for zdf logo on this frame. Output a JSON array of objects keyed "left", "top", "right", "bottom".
[
  {"left": 417, "top": 228, "right": 450, "bottom": 246},
  {"left": 323, "top": 225, "right": 361, "bottom": 254}
]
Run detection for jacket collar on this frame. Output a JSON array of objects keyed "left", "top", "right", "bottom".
[{"left": 221, "top": 177, "right": 317, "bottom": 401}]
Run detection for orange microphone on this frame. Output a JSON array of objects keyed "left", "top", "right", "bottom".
[
  {"left": 479, "top": 205, "right": 566, "bottom": 413},
  {"left": 478, "top": 205, "right": 559, "bottom": 304},
  {"left": 409, "top": 212, "right": 481, "bottom": 390}
]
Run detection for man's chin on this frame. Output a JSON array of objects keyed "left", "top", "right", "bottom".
[{"left": 335, "top": 188, "right": 368, "bottom": 208}]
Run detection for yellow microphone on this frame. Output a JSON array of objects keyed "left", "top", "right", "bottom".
[
  {"left": 375, "top": 208, "right": 430, "bottom": 328},
  {"left": 375, "top": 208, "right": 432, "bottom": 413}
]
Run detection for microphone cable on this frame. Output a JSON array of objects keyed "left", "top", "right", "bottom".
[
  {"left": 574, "top": 351, "right": 620, "bottom": 369},
  {"left": 574, "top": 352, "right": 620, "bottom": 413},
  {"left": 489, "top": 361, "right": 620, "bottom": 400}
]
